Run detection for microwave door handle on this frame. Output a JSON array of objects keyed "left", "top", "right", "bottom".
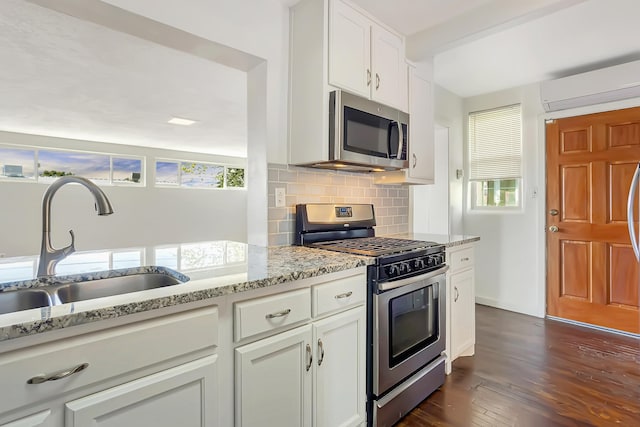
[
  {"left": 397, "top": 122, "right": 404, "bottom": 160},
  {"left": 386, "top": 121, "right": 394, "bottom": 158}
]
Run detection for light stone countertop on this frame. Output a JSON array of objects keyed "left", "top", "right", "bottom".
[
  {"left": 0, "top": 241, "right": 372, "bottom": 343},
  {"left": 386, "top": 233, "right": 480, "bottom": 248}
]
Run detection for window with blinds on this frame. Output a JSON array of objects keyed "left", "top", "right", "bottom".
[{"left": 468, "top": 104, "right": 522, "bottom": 209}]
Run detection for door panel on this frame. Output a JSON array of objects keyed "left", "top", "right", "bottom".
[
  {"left": 560, "top": 240, "right": 590, "bottom": 300},
  {"left": 609, "top": 244, "right": 639, "bottom": 307},
  {"left": 561, "top": 127, "right": 591, "bottom": 153},
  {"left": 561, "top": 164, "right": 590, "bottom": 222},
  {"left": 546, "top": 106, "right": 640, "bottom": 334},
  {"left": 608, "top": 122, "right": 640, "bottom": 148}
]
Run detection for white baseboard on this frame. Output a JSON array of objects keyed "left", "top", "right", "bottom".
[{"left": 475, "top": 296, "right": 543, "bottom": 318}]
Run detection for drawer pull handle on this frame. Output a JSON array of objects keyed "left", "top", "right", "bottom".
[
  {"left": 461, "top": 257, "right": 470, "bottom": 262},
  {"left": 27, "top": 363, "right": 89, "bottom": 384},
  {"left": 265, "top": 308, "right": 291, "bottom": 319},
  {"left": 305, "top": 344, "right": 313, "bottom": 372},
  {"left": 318, "top": 339, "right": 325, "bottom": 366},
  {"left": 335, "top": 291, "right": 353, "bottom": 299},
  {"left": 454, "top": 286, "right": 459, "bottom": 302}
]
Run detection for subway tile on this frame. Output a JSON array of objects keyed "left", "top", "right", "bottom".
[
  {"left": 358, "top": 177, "right": 371, "bottom": 188},
  {"left": 330, "top": 175, "right": 346, "bottom": 186},
  {"left": 279, "top": 170, "right": 298, "bottom": 183},
  {"left": 268, "top": 169, "right": 279, "bottom": 181},
  {"left": 278, "top": 220, "right": 292, "bottom": 233},
  {"left": 352, "top": 187, "right": 365, "bottom": 198},
  {"left": 268, "top": 207, "right": 289, "bottom": 221}
]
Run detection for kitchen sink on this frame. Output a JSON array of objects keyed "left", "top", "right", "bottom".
[
  {"left": 0, "top": 289, "right": 52, "bottom": 315},
  {"left": 55, "top": 273, "right": 183, "bottom": 303},
  {"left": 0, "top": 269, "right": 187, "bottom": 314}
]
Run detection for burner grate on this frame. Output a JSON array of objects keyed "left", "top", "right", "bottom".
[{"left": 311, "top": 237, "right": 438, "bottom": 257}]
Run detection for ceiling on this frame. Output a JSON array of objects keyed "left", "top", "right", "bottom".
[
  {"left": 0, "top": 0, "right": 248, "bottom": 158},
  {"left": 3, "top": 0, "right": 640, "bottom": 157},
  {"left": 350, "top": 0, "right": 640, "bottom": 97}
]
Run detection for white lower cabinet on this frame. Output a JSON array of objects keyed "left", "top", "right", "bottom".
[
  {"left": 313, "top": 308, "right": 365, "bottom": 427},
  {"left": 0, "top": 411, "right": 54, "bottom": 427},
  {"left": 235, "top": 325, "right": 312, "bottom": 427},
  {"left": 449, "top": 269, "right": 475, "bottom": 359},
  {"left": 0, "top": 306, "right": 219, "bottom": 427},
  {"left": 445, "top": 243, "right": 476, "bottom": 374},
  {"left": 235, "top": 306, "right": 366, "bottom": 427},
  {"left": 65, "top": 355, "right": 217, "bottom": 427}
]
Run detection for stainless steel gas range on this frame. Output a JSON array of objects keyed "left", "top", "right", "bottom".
[{"left": 295, "top": 204, "right": 448, "bottom": 427}]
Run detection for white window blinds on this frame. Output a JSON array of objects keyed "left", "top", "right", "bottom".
[{"left": 468, "top": 104, "right": 522, "bottom": 181}]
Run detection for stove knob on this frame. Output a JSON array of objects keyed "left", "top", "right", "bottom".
[
  {"left": 427, "top": 256, "right": 436, "bottom": 267},
  {"left": 398, "top": 263, "right": 406, "bottom": 274},
  {"left": 388, "top": 264, "right": 400, "bottom": 277},
  {"left": 402, "top": 262, "right": 411, "bottom": 273},
  {"left": 414, "top": 259, "right": 425, "bottom": 269}
]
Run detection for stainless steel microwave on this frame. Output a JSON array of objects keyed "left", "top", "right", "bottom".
[{"left": 325, "top": 90, "right": 409, "bottom": 172}]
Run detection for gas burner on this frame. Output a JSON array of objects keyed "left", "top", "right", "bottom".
[{"left": 310, "top": 237, "right": 439, "bottom": 257}]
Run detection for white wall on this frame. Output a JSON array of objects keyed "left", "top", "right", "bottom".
[
  {"left": 101, "top": 0, "right": 290, "bottom": 164},
  {"left": 433, "top": 84, "right": 465, "bottom": 235},
  {"left": 0, "top": 132, "right": 247, "bottom": 257},
  {"left": 463, "top": 83, "right": 544, "bottom": 317}
]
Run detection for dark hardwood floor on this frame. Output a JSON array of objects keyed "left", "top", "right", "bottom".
[{"left": 397, "top": 305, "right": 640, "bottom": 427}]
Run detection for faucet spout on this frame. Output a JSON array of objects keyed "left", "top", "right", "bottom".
[{"left": 37, "top": 176, "right": 114, "bottom": 277}]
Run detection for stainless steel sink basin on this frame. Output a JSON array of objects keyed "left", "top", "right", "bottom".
[
  {"left": 0, "top": 289, "right": 52, "bottom": 315},
  {"left": 0, "top": 268, "right": 187, "bottom": 314},
  {"left": 55, "top": 273, "right": 183, "bottom": 304}
]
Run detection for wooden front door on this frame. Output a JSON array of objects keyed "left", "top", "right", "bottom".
[{"left": 546, "top": 106, "right": 640, "bottom": 334}]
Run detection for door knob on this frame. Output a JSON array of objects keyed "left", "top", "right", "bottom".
[
  {"left": 549, "top": 225, "right": 559, "bottom": 232},
  {"left": 549, "top": 209, "right": 559, "bottom": 216}
]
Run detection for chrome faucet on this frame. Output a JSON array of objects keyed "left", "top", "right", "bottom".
[{"left": 37, "top": 176, "right": 114, "bottom": 277}]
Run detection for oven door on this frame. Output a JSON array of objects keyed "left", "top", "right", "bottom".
[{"left": 373, "top": 266, "right": 447, "bottom": 396}]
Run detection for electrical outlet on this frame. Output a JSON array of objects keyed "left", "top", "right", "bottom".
[{"left": 275, "top": 187, "right": 286, "bottom": 208}]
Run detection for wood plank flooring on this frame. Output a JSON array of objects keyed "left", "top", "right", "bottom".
[{"left": 397, "top": 305, "right": 640, "bottom": 426}]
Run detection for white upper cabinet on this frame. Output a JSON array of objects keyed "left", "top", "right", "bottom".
[
  {"left": 373, "top": 63, "right": 434, "bottom": 185},
  {"left": 328, "top": 0, "right": 371, "bottom": 98},
  {"left": 328, "top": 0, "right": 406, "bottom": 110},
  {"left": 370, "top": 24, "right": 406, "bottom": 109}
]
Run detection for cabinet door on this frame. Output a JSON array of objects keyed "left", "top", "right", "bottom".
[
  {"left": 65, "top": 355, "right": 218, "bottom": 427},
  {"left": 235, "top": 325, "right": 312, "bottom": 427},
  {"left": 1, "top": 411, "right": 56, "bottom": 427},
  {"left": 329, "top": 0, "right": 371, "bottom": 98},
  {"left": 408, "top": 69, "right": 434, "bottom": 181},
  {"left": 450, "top": 269, "right": 475, "bottom": 359},
  {"left": 313, "top": 307, "right": 366, "bottom": 427},
  {"left": 371, "top": 24, "right": 404, "bottom": 108}
]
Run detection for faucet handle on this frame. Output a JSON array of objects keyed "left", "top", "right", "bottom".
[{"left": 64, "top": 229, "right": 76, "bottom": 256}]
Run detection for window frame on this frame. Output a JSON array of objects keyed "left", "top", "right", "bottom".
[
  {"left": 154, "top": 158, "right": 247, "bottom": 190},
  {"left": 0, "top": 144, "right": 145, "bottom": 187},
  {"left": 467, "top": 104, "right": 523, "bottom": 212}
]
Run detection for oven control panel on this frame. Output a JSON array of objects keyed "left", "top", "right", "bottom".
[{"left": 376, "top": 248, "right": 446, "bottom": 282}]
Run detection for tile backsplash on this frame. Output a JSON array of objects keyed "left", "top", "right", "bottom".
[{"left": 268, "top": 163, "right": 409, "bottom": 246}]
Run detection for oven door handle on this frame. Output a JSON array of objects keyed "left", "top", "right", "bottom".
[{"left": 378, "top": 265, "right": 449, "bottom": 291}]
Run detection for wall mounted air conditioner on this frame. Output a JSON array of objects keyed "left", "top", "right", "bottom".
[{"left": 540, "top": 60, "right": 640, "bottom": 112}]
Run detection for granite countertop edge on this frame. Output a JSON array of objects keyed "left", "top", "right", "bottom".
[{"left": 0, "top": 252, "right": 371, "bottom": 344}]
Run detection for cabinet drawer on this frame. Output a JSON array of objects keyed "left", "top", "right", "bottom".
[
  {"left": 0, "top": 306, "right": 218, "bottom": 415},
  {"left": 234, "top": 288, "right": 311, "bottom": 342},
  {"left": 312, "top": 273, "right": 366, "bottom": 317},
  {"left": 448, "top": 246, "right": 474, "bottom": 273}
]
